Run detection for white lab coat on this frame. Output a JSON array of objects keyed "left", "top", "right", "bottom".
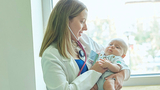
[{"left": 41, "top": 33, "right": 130, "bottom": 90}]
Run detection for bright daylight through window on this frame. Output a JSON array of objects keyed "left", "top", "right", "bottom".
[{"left": 52, "top": 0, "right": 160, "bottom": 76}]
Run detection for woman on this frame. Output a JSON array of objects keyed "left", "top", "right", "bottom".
[{"left": 39, "top": 0, "right": 130, "bottom": 90}]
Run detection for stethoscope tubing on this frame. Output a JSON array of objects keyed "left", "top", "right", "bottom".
[
  {"left": 67, "top": 25, "right": 87, "bottom": 76},
  {"left": 77, "top": 41, "right": 87, "bottom": 76}
]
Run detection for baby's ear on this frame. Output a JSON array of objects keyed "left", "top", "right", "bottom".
[{"left": 121, "top": 54, "right": 126, "bottom": 58}]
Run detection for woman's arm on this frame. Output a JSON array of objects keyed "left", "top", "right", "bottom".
[
  {"left": 104, "top": 69, "right": 130, "bottom": 90},
  {"left": 41, "top": 48, "right": 108, "bottom": 90},
  {"left": 90, "top": 68, "right": 130, "bottom": 90},
  {"left": 42, "top": 57, "right": 102, "bottom": 90}
]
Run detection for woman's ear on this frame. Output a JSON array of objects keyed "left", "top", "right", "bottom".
[{"left": 121, "top": 54, "right": 126, "bottom": 58}]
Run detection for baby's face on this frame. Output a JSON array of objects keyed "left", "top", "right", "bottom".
[{"left": 105, "top": 40, "right": 124, "bottom": 57}]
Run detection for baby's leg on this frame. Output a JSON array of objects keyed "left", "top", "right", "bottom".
[{"left": 103, "top": 79, "right": 115, "bottom": 90}]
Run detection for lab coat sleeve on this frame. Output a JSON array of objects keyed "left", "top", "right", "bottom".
[{"left": 41, "top": 51, "right": 102, "bottom": 90}]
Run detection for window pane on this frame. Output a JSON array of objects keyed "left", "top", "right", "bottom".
[
  {"left": 52, "top": 0, "right": 160, "bottom": 75},
  {"left": 81, "top": 0, "right": 160, "bottom": 75}
]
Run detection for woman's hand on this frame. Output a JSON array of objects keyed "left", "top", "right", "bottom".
[
  {"left": 104, "top": 70, "right": 125, "bottom": 90},
  {"left": 90, "top": 60, "right": 108, "bottom": 74},
  {"left": 90, "top": 84, "right": 98, "bottom": 90}
]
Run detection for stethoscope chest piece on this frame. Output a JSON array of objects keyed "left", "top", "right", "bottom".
[
  {"left": 79, "top": 50, "right": 84, "bottom": 57},
  {"left": 79, "top": 50, "right": 85, "bottom": 60}
]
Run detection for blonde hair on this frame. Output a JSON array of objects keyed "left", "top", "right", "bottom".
[{"left": 39, "top": 0, "right": 87, "bottom": 58}]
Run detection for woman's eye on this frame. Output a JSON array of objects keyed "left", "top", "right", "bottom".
[
  {"left": 81, "top": 21, "right": 84, "bottom": 23},
  {"left": 109, "top": 44, "right": 112, "bottom": 46},
  {"left": 116, "top": 47, "right": 119, "bottom": 49}
]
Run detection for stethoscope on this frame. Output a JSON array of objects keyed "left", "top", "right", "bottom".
[{"left": 68, "top": 26, "right": 87, "bottom": 76}]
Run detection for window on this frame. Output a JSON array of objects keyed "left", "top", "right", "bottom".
[
  {"left": 50, "top": 0, "right": 160, "bottom": 86},
  {"left": 79, "top": 0, "right": 160, "bottom": 75}
]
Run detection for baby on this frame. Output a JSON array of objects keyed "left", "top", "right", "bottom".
[{"left": 96, "top": 38, "right": 129, "bottom": 90}]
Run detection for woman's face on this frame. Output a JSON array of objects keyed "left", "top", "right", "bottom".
[{"left": 69, "top": 9, "right": 88, "bottom": 41}]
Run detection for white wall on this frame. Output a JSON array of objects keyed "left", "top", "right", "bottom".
[{"left": 0, "top": 0, "right": 45, "bottom": 90}]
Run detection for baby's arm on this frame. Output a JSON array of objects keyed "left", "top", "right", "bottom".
[{"left": 100, "top": 59, "right": 121, "bottom": 73}]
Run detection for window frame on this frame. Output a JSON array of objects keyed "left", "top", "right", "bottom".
[{"left": 42, "top": 0, "right": 160, "bottom": 86}]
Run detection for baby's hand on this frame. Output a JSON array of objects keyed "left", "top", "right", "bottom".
[{"left": 99, "top": 59, "right": 111, "bottom": 69}]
